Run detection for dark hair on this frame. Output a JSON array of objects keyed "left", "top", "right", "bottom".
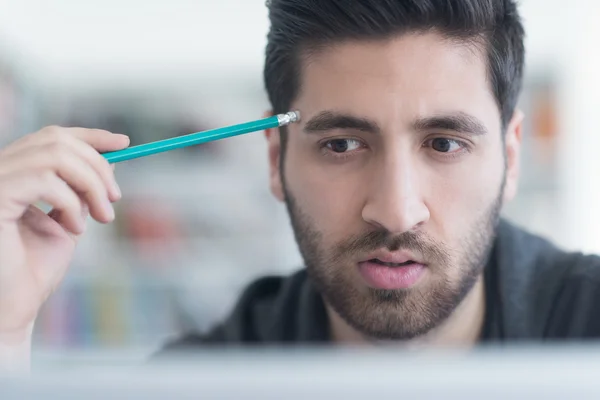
[{"left": 264, "top": 0, "right": 525, "bottom": 143}]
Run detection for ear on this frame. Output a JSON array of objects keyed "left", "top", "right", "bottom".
[
  {"left": 503, "top": 109, "right": 524, "bottom": 203},
  {"left": 264, "top": 111, "right": 285, "bottom": 202}
]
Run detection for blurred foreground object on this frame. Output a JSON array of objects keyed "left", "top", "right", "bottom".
[{"left": 4, "top": 346, "right": 600, "bottom": 399}]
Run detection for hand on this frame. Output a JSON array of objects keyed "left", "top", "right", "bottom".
[{"left": 0, "top": 126, "right": 129, "bottom": 340}]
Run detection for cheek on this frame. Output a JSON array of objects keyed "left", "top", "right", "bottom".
[
  {"left": 424, "top": 147, "right": 504, "bottom": 237},
  {"left": 284, "top": 146, "right": 368, "bottom": 240}
]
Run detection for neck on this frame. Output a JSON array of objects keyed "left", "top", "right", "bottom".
[{"left": 327, "top": 274, "right": 486, "bottom": 348}]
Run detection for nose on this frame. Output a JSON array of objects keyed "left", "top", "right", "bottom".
[{"left": 361, "top": 154, "right": 430, "bottom": 235}]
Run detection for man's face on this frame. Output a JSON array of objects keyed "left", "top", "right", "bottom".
[{"left": 266, "top": 32, "right": 522, "bottom": 340}]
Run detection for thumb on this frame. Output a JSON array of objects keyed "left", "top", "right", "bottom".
[{"left": 48, "top": 200, "right": 89, "bottom": 242}]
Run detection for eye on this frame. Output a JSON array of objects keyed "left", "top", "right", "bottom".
[
  {"left": 324, "top": 138, "right": 363, "bottom": 153},
  {"left": 429, "top": 138, "right": 464, "bottom": 153}
]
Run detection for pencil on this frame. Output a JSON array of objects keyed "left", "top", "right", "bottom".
[{"left": 102, "top": 111, "right": 301, "bottom": 163}]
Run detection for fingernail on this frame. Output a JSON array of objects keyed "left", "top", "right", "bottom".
[
  {"left": 114, "top": 182, "right": 122, "bottom": 199},
  {"left": 106, "top": 201, "right": 115, "bottom": 220}
]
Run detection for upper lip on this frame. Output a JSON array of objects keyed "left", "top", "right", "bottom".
[{"left": 361, "top": 249, "right": 424, "bottom": 265}]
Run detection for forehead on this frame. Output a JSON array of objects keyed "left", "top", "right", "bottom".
[{"left": 296, "top": 32, "right": 500, "bottom": 132}]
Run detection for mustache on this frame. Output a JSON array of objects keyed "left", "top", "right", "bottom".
[{"left": 330, "top": 229, "right": 451, "bottom": 264}]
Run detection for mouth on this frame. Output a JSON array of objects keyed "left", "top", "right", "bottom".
[
  {"left": 360, "top": 249, "right": 424, "bottom": 266},
  {"left": 357, "top": 252, "right": 427, "bottom": 290},
  {"left": 368, "top": 258, "right": 418, "bottom": 268}
]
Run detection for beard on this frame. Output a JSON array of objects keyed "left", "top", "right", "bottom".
[{"left": 282, "top": 178, "right": 504, "bottom": 341}]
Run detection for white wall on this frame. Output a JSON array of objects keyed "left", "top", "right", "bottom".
[
  {"left": 556, "top": 1, "right": 600, "bottom": 254},
  {"left": 0, "top": 0, "right": 268, "bottom": 87},
  {"left": 0, "top": 0, "right": 562, "bottom": 81}
]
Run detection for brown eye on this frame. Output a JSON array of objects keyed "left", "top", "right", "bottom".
[
  {"left": 431, "top": 138, "right": 461, "bottom": 153},
  {"left": 325, "top": 139, "right": 362, "bottom": 153}
]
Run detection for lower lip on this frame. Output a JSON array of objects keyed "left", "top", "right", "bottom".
[{"left": 358, "top": 261, "right": 426, "bottom": 290}]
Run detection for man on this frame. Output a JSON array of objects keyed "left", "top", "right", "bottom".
[{"left": 1, "top": 0, "right": 600, "bottom": 371}]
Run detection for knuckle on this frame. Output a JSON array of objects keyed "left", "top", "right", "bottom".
[
  {"left": 88, "top": 152, "right": 112, "bottom": 177},
  {"left": 91, "top": 128, "right": 110, "bottom": 135},
  {"left": 47, "top": 141, "right": 69, "bottom": 158},
  {"left": 39, "top": 170, "right": 56, "bottom": 185},
  {"left": 84, "top": 172, "right": 106, "bottom": 196},
  {"left": 66, "top": 192, "right": 81, "bottom": 209},
  {"left": 100, "top": 157, "right": 112, "bottom": 173},
  {"left": 42, "top": 125, "right": 63, "bottom": 136},
  {"left": 44, "top": 126, "right": 74, "bottom": 146},
  {"left": 43, "top": 125, "right": 60, "bottom": 132}
]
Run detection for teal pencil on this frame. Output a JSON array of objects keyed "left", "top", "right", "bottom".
[{"left": 102, "top": 111, "right": 301, "bottom": 163}]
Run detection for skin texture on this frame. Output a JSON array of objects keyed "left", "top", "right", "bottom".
[{"left": 266, "top": 32, "right": 523, "bottom": 344}]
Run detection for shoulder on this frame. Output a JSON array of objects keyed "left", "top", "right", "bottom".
[
  {"left": 502, "top": 220, "right": 600, "bottom": 286},
  {"left": 494, "top": 219, "right": 600, "bottom": 338},
  {"left": 543, "top": 251, "right": 600, "bottom": 338},
  {"left": 495, "top": 218, "right": 600, "bottom": 280}
]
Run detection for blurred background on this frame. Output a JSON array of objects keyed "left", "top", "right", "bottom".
[{"left": 0, "top": 0, "right": 598, "bottom": 363}]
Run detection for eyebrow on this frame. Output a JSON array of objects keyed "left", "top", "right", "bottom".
[
  {"left": 413, "top": 112, "right": 488, "bottom": 136},
  {"left": 303, "top": 110, "right": 488, "bottom": 136},
  {"left": 304, "top": 111, "right": 381, "bottom": 135}
]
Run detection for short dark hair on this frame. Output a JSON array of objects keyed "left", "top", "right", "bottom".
[{"left": 264, "top": 0, "right": 525, "bottom": 143}]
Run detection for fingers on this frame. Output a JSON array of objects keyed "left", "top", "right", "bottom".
[
  {"left": 3, "top": 172, "right": 85, "bottom": 235},
  {"left": 0, "top": 126, "right": 127, "bottom": 228},
  {"left": 40, "top": 127, "right": 126, "bottom": 202},
  {"left": 48, "top": 197, "right": 89, "bottom": 239},
  {"left": 69, "top": 127, "right": 130, "bottom": 153},
  {"left": 0, "top": 126, "right": 130, "bottom": 159},
  {"left": 50, "top": 133, "right": 122, "bottom": 202},
  {"left": 26, "top": 147, "right": 115, "bottom": 223}
]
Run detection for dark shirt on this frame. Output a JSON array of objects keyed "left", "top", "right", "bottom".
[{"left": 161, "top": 219, "right": 600, "bottom": 352}]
